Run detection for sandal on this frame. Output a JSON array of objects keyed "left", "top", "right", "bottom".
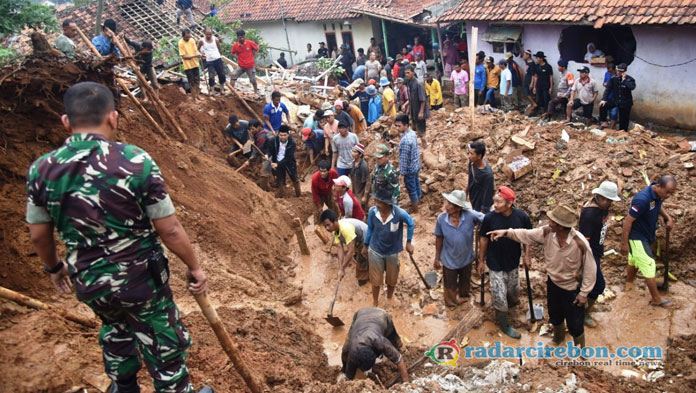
[{"left": 649, "top": 299, "right": 673, "bottom": 308}]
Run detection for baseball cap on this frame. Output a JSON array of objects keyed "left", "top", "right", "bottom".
[
  {"left": 486, "top": 56, "right": 493, "bottom": 63},
  {"left": 617, "top": 63, "right": 627, "bottom": 71},
  {"left": 333, "top": 175, "right": 352, "bottom": 188},
  {"left": 337, "top": 121, "right": 349, "bottom": 128},
  {"left": 373, "top": 144, "right": 391, "bottom": 158},
  {"left": 301, "top": 127, "right": 312, "bottom": 141},
  {"left": 322, "top": 110, "right": 334, "bottom": 117},
  {"left": 368, "top": 79, "right": 376, "bottom": 86},
  {"left": 577, "top": 66, "right": 590, "bottom": 73},
  {"left": 498, "top": 59, "right": 507, "bottom": 66},
  {"left": 497, "top": 186, "right": 515, "bottom": 203},
  {"left": 396, "top": 77, "right": 404, "bottom": 84},
  {"left": 558, "top": 59, "right": 568, "bottom": 68},
  {"left": 504, "top": 52, "right": 513, "bottom": 60}
]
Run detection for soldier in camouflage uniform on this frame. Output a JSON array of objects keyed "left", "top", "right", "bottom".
[
  {"left": 26, "top": 82, "right": 212, "bottom": 393},
  {"left": 363, "top": 144, "right": 400, "bottom": 206}
]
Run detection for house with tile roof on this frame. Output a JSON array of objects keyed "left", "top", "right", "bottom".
[
  {"left": 437, "top": 0, "right": 696, "bottom": 129},
  {"left": 218, "top": 0, "right": 447, "bottom": 66}
]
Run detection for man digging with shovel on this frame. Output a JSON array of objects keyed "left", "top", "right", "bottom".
[
  {"left": 26, "top": 82, "right": 213, "bottom": 393},
  {"left": 433, "top": 190, "right": 484, "bottom": 309},
  {"left": 478, "top": 187, "right": 532, "bottom": 338},
  {"left": 321, "top": 209, "right": 369, "bottom": 286},
  {"left": 488, "top": 205, "right": 596, "bottom": 348}
]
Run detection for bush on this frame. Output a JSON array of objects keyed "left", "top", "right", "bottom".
[{"left": 0, "top": 0, "right": 57, "bottom": 35}]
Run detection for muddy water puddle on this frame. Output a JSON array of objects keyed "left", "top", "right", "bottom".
[{"left": 291, "top": 218, "right": 696, "bottom": 377}]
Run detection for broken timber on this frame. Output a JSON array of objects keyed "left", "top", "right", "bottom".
[
  {"left": 294, "top": 218, "right": 311, "bottom": 255},
  {"left": 0, "top": 285, "right": 98, "bottom": 328}
]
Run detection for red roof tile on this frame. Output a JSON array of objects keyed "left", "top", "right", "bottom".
[
  {"left": 219, "top": 0, "right": 361, "bottom": 23},
  {"left": 438, "top": 0, "right": 696, "bottom": 25}
]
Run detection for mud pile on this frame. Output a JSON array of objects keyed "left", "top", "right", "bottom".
[{"left": 0, "top": 57, "right": 327, "bottom": 392}]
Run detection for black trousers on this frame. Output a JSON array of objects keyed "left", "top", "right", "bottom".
[
  {"left": 547, "top": 277, "right": 584, "bottom": 337},
  {"left": 536, "top": 88, "right": 551, "bottom": 112},
  {"left": 205, "top": 58, "right": 226, "bottom": 87},
  {"left": 274, "top": 160, "right": 298, "bottom": 186}
]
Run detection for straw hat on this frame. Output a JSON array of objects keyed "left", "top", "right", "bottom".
[
  {"left": 547, "top": 204, "right": 577, "bottom": 228},
  {"left": 442, "top": 190, "right": 472, "bottom": 209}
]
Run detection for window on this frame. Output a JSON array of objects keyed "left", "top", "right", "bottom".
[
  {"left": 483, "top": 25, "right": 521, "bottom": 54},
  {"left": 492, "top": 42, "right": 516, "bottom": 54},
  {"left": 558, "top": 25, "right": 636, "bottom": 65}
]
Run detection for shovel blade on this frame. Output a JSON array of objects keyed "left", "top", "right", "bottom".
[
  {"left": 325, "top": 315, "right": 345, "bottom": 327},
  {"left": 526, "top": 305, "right": 544, "bottom": 320},
  {"left": 424, "top": 271, "right": 438, "bottom": 288}
]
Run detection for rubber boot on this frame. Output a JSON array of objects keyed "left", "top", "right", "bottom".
[
  {"left": 573, "top": 333, "right": 586, "bottom": 349},
  {"left": 584, "top": 298, "right": 597, "bottom": 328},
  {"left": 495, "top": 310, "right": 521, "bottom": 339},
  {"left": 552, "top": 322, "right": 566, "bottom": 345},
  {"left": 293, "top": 181, "right": 302, "bottom": 197},
  {"left": 109, "top": 375, "right": 140, "bottom": 393},
  {"left": 197, "top": 387, "right": 215, "bottom": 393}
]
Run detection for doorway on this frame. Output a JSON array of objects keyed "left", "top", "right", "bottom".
[
  {"left": 325, "top": 32, "right": 337, "bottom": 57},
  {"left": 341, "top": 31, "right": 355, "bottom": 57}
]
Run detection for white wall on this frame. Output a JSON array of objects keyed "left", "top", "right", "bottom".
[
  {"left": 243, "top": 15, "right": 377, "bottom": 66},
  {"left": 466, "top": 22, "right": 696, "bottom": 130}
]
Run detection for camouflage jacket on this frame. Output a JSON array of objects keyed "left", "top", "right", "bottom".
[
  {"left": 26, "top": 133, "right": 175, "bottom": 302},
  {"left": 371, "top": 162, "right": 400, "bottom": 204}
]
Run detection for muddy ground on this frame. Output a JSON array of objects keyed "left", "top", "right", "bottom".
[{"left": 0, "top": 56, "right": 695, "bottom": 392}]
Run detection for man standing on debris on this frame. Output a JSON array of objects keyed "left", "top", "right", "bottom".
[
  {"left": 506, "top": 52, "right": 524, "bottom": 110},
  {"left": 467, "top": 141, "right": 495, "bottom": 213},
  {"left": 332, "top": 100, "right": 355, "bottom": 131},
  {"left": 404, "top": 65, "right": 429, "bottom": 148},
  {"left": 55, "top": 19, "right": 78, "bottom": 59},
  {"left": 363, "top": 189, "right": 415, "bottom": 307},
  {"left": 599, "top": 63, "right": 636, "bottom": 131},
  {"left": 474, "top": 52, "right": 487, "bottom": 106},
  {"left": 395, "top": 77, "right": 409, "bottom": 113},
  {"left": 622, "top": 175, "right": 676, "bottom": 307},
  {"left": 230, "top": 30, "right": 259, "bottom": 94},
  {"left": 414, "top": 53, "right": 427, "bottom": 82},
  {"left": 396, "top": 114, "right": 422, "bottom": 213},
  {"left": 567, "top": 66, "right": 598, "bottom": 126},
  {"left": 367, "top": 85, "right": 382, "bottom": 125},
  {"left": 488, "top": 204, "right": 596, "bottom": 348},
  {"left": 26, "top": 82, "right": 212, "bottom": 393},
  {"left": 434, "top": 190, "right": 485, "bottom": 308},
  {"left": 178, "top": 28, "right": 202, "bottom": 101},
  {"left": 380, "top": 77, "right": 397, "bottom": 117},
  {"left": 198, "top": 27, "right": 226, "bottom": 94},
  {"left": 311, "top": 160, "right": 338, "bottom": 220},
  {"left": 277, "top": 52, "right": 288, "bottom": 68},
  {"left": 350, "top": 144, "right": 370, "bottom": 206},
  {"left": 269, "top": 125, "right": 301, "bottom": 197},
  {"left": 263, "top": 91, "right": 291, "bottom": 134},
  {"left": 302, "top": 126, "right": 325, "bottom": 165},
  {"left": 522, "top": 50, "right": 537, "bottom": 112},
  {"left": 368, "top": 37, "right": 382, "bottom": 62},
  {"left": 579, "top": 181, "right": 621, "bottom": 327},
  {"left": 92, "top": 19, "right": 120, "bottom": 57},
  {"left": 344, "top": 101, "right": 367, "bottom": 135},
  {"left": 334, "top": 176, "right": 366, "bottom": 220},
  {"left": 363, "top": 144, "right": 400, "bottom": 206},
  {"left": 125, "top": 37, "right": 159, "bottom": 99},
  {"left": 542, "top": 59, "right": 574, "bottom": 120},
  {"left": 340, "top": 44, "right": 355, "bottom": 82},
  {"left": 175, "top": 0, "right": 197, "bottom": 28},
  {"left": 321, "top": 209, "right": 369, "bottom": 285},
  {"left": 531, "top": 51, "right": 553, "bottom": 115},
  {"left": 425, "top": 73, "right": 443, "bottom": 111},
  {"left": 339, "top": 307, "right": 408, "bottom": 382},
  {"left": 451, "top": 62, "right": 469, "bottom": 108},
  {"left": 484, "top": 56, "right": 501, "bottom": 107},
  {"left": 331, "top": 121, "right": 360, "bottom": 176},
  {"left": 479, "top": 187, "right": 532, "bottom": 338},
  {"left": 498, "top": 60, "right": 512, "bottom": 111}
]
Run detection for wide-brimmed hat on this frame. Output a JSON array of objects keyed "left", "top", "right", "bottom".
[
  {"left": 321, "top": 102, "right": 333, "bottom": 110},
  {"left": 379, "top": 76, "right": 390, "bottom": 87},
  {"left": 373, "top": 144, "right": 391, "bottom": 158},
  {"left": 592, "top": 181, "right": 621, "bottom": 201},
  {"left": 547, "top": 204, "right": 577, "bottom": 228},
  {"left": 333, "top": 175, "right": 351, "bottom": 188},
  {"left": 504, "top": 52, "right": 513, "bottom": 60},
  {"left": 442, "top": 190, "right": 472, "bottom": 209},
  {"left": 534, "top": 51, "right": 546, "bottom": 58},
  {"left": 366, "top": 85, "right": 378, "bottom": 96},
  {"left": 373, "top": 188, "right": 394, "bottom": 205}
]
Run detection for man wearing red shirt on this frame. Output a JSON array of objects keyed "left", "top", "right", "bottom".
[
  {"left": 311, "top": 160, "right": 339, "bottom": 221},
  {"left": 230, "top": 30, "right": 259, "bottom": 93},
  {"left": 412, "top": 37, "right": 426, "bottom": 60}
]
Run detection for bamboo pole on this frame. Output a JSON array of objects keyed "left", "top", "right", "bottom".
[
  {"left": 193, "top": 293, "right": 263, "bottom": 393},
  {"left": 221, "top": 56, "right": 268, "bottom": 86},
  {"left": 226, "top": 83, "right": 265, "bottom": 124},
  {"left": 117, "top": 78, "right": 170, "bottom": 140},
  {"left": 74, "top": 25, "right": 169, "bottom": 141},
  {"left": 0, "top": 286, "right": 98, "bottom": 328},
  {"left": 469, "top": 27, "right": 478, "bottom": 130},
  {"left": 111, "top": 35, "right": 189, "bottom": 141}
]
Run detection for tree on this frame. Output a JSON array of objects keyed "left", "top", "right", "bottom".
[{"left": 0, "top": 0, "right": 57, "bottom": 35}]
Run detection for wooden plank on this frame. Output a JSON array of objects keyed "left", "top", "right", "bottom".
[{"left": 469, "top": 26, "right": 478, "bottom": 130}]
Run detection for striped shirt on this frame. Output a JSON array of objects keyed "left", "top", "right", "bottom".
[{"left": 398, "top": 129, "right": 420, "bottom": 175}]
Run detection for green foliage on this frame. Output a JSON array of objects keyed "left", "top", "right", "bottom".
[
  {"left": 0, "top": 0, "right": 57, "bottom": 35},
  {"left": 316, "top": 57, "right": 345, "bottom": 79},
  {"left": 153, "top": 36, "right": 183, "bottom": 69},
  {"left": 0, "top": 46, "right": 19, "bottom": 66}
]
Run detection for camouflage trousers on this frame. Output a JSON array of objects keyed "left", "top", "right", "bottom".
[
  {"left": 85, "top": 282, "right": 194, "bottom": 393},
  {"left": 489, "top": 268, "right": 520, "bottom": 313}
]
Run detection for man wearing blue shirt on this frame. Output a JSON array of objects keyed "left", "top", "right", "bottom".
[
  {"left": 474, "top": 52, "right": 487, "bottom": 106},
  {"left": 263, "top": 91, "right": 291, "bottom": 133},
  {"left": 362, "top": 188, "right": 415, "bottom": 307},
  {"left": 434, "top": 190, "right": 485, "bottom": 309},
  {"left": 621, "top": 175, "right": 676, "bottom": 307},
  {"left": 92, "top": 19, "right": 120, "bottom": 57}
]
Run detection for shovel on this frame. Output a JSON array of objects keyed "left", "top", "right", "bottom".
[
  {"left": 325, "top": 275, "right": 345, "bottom": 326},
  {"left": 524, "top": 265, "right": 544, "bottom": 320},
  {"left": 657, "top": 228, "right": 672, "bottom": 290},
  {"left": 409, "top": 253, "right": 436, "bottom": 289}
]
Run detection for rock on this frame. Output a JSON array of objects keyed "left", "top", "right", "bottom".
[
  {"left": 83, "top": 372, "right": 112, "bottom": 393},
  {"left": 177, "top": 161, "right": 189, "bottom": 170},
  {"left": 421, "top": 303, "right": 438, "bottom": 315},
  {"left": 283, "top": 290, "right": 303, "bottom": 306},
  {"left": 677, "top": 140, "right": 692, "bottom": 153}
]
